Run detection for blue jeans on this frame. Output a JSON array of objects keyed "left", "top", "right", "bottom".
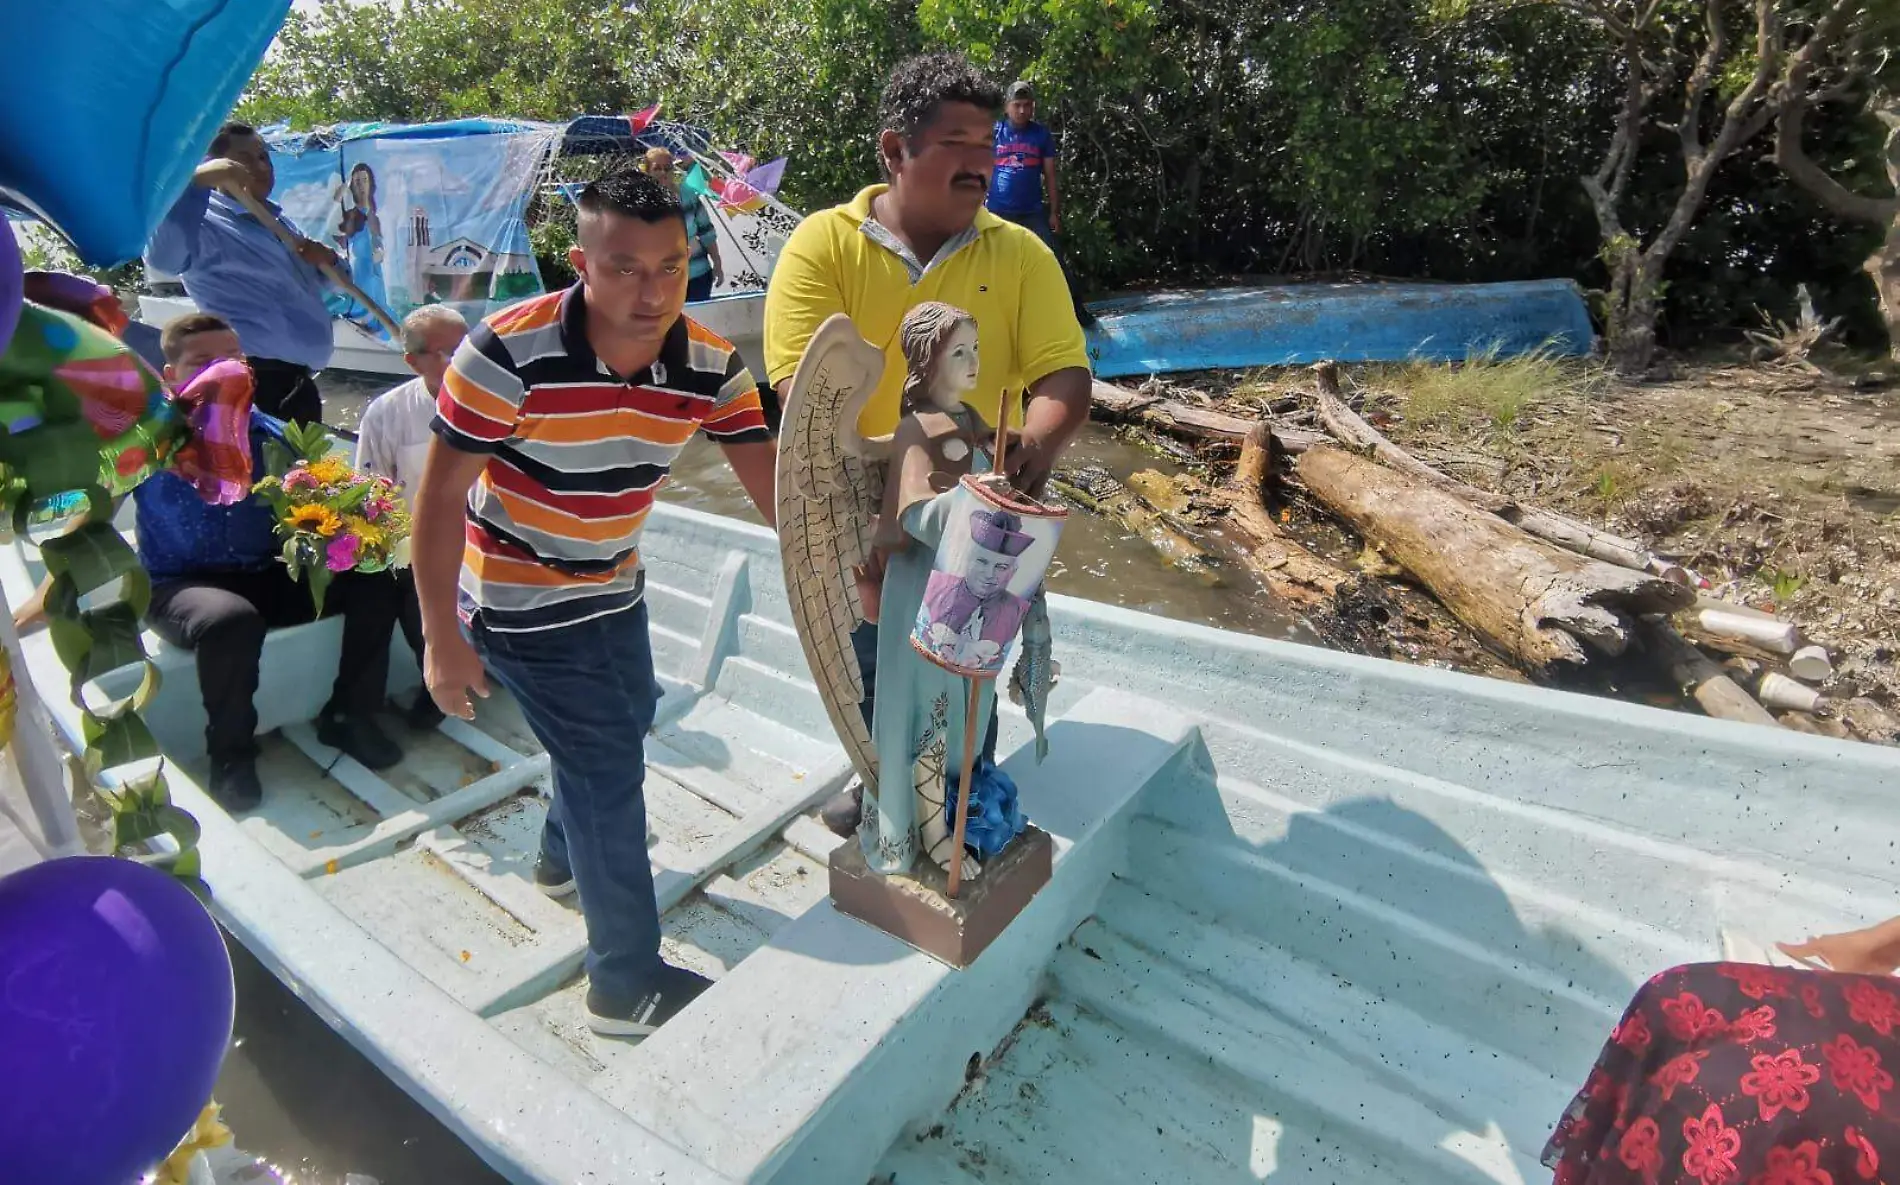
[{"left": 469, "top": 603, "right": 662, "bottom": 1004}]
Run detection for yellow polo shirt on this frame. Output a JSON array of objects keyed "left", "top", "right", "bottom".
[{"left": 764, "top": 185, "right": 1089, "bottom": 437}]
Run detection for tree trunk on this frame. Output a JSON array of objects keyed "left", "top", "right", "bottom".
[
  {"left": 1211, "top": 425, "right": 1351, "bottom": 605},
  {"left": 1871, "top": 216, "right": 1900, "bottom": 364},
  {"left": 1642, "top": 619, "right": 1779, "bottom": 727},
  {"left": 1608, "top": 258, "right": 1664, "bottom": 375},
  {"left": 1309, "top": 363, "right": 1653, "bottom": 569},
  {"left": 1295, "top": 445, "right": 1694, "bottom": 671}
]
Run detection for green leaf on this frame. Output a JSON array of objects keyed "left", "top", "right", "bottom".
[
  {"left": 155, "top": 804, "right": 203, "bottom": 850},
  {"left": 77, "top": 602, "right": 148, "bottom": 685},
  {"left": 46, "top": 612, "right": 93, "bottom": 674},
  {"left": 39, "top": 521, "right": 142, "bottom": 597},
  {"left": 82, "top": 711, "right": 161, "bottom": 772},
  {"left": 306, "top": 563, "right": 333, "bottom": 617}
]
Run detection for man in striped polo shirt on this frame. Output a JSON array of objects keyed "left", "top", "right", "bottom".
[{"left": 411, "top": 170, "right": 776, "bottom": 1036}]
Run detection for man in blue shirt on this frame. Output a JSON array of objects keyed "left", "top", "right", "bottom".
[
  {"left": 987, "top": 81, "right": 1091, "bottom": 325},
  {"left": 146, "top": 123, "right": 340, "bottom": 427},
  {"left": 987, "top": 81, "right": 1063, "bottom": 244},
  {"left": 139, "top": 314, "right": 403, "bottom": 810}
]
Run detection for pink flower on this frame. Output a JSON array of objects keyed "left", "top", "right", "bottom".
[
  {"left": 284, "top": 468, "right": 318, "bottom": 491},
  {"left": 326, "top": 533, "right": 361, "bottom": 572},
  {"left": 364, "top": 497, "right": 391, "bottom": 521}
]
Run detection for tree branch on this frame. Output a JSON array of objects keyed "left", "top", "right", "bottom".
[
  {"left": 1678, "top": 0, "right": 1729, "bottom": 164},
  {"left": 1646, "top": 0, "right": 1783, "bottom": 267},
  {"left": 1776, "top": 94, "right": 1899, "bottom": 224}
]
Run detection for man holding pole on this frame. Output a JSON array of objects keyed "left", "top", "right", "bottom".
[
  {"left": 146, "top": 122, "right": 340, "bottom": 425},
  {"left": 763, "top": 51, "right": 1091, "bottom": 838}
]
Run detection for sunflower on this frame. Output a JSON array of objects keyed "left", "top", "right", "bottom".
[
  {"left": 303, "top": 457, "right": 352, "bottom": 487},
  {"left": 345, "top": 515, "right": 385, "bottom": 548},
  {"left": 285, "top": 505, "right": 342, "bottom": 537}
]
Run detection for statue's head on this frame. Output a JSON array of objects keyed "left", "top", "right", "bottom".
[{"left": 899, "top": 301, "right": 980, "bottom": 416}]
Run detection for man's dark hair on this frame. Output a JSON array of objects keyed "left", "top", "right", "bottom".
[
  {"left": 160, "top": 312, "right": 235, "bottom": 365},
  {"left": 209, "top": 122, "right": 256, "bottom": 157},
  {"left": 576, "top": 168, "right": 685, "bottom": 229},
  {"left": 876, "top": 52, "right": 1002, "bottom": 146}
]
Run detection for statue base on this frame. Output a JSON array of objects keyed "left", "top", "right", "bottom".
[{"left": 828, "top": 826, "right": 1054, "bottom": 968}]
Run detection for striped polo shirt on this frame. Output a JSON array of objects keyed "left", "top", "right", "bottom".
[{"left": 433, "top": 283, "right": 770, "bottom": 632}]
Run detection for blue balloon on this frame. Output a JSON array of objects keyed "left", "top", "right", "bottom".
[
  {"left": 0, "top": 1, "right": 293, "bottom": 265},
  {"left": 1, "top": 218, "right": 19, "bottom": 353},
  {"left": 0, "top": 856, "right": 234, "bottom": 1185}
]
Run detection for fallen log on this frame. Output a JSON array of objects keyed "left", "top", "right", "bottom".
[
  {"left": 1049, "top": 465, "right": 1215, "bottom": 575},
  {"left": 1296, "top": 444, "right": 1694, "bottom": 670},
  {"left": 1208, "top": 425, "right": 1351, "bottom": 604},
  {"left": 1091, "top": 379, "right": 1325, "bottom": 451},
  {"left": 1642, "top": 619, "right": 1780, "bottom": 727},
  {"left": 1308, "top": 362, "right": 1654, "bottom": 571}
]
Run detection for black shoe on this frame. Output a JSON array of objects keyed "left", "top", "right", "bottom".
[
  {"left": 405, "top": 691, "right": 446, "bottom": 732},
  {"left": 585, "top": 964, "right": 713, "bottom": 1037},
  {"left": 316, "top": 711, "right": 402, "bottom": 770},
  {"left": 207, "top": 754, "right": 263, "bottom": 813},
  {"left": 534, "top": 854, "right": 575, "bottom": 898},
  {"left": 819, "top": 782, "right": 863, "bottom": 838}
]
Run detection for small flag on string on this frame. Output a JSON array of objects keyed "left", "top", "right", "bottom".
[
  {"left": 625, "top": 104, "right": 661, "bottom": 135},
  {"left": 681, "top": 162, "right": 712, "bottom": 203},
  {"left": 743, "top": 156, "right": 787, "bottom": 197}
]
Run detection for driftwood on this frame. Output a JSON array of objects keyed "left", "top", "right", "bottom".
[
  {"left": 1297, "top": 444, "right": 1694, "bottom": 669},
  {"left": 1309, "top": 362, "right": 1653, "bottom": 572},
  {"left": 1642, "top": 620, "right": 1780, "bottom": 727},
  {"left": 1211, "top": 426, "right": 1352, "bottom": 604},
  {"left": 1049, "top": 465, "right": 1214, "bottom": 574},
  {"left": 1091, "top": 380, "right": 1326, "bottom": 451}
]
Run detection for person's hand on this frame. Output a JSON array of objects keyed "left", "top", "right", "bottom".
[
  {"left": 1779, "top": 925, "right": 1900, "bottom": 976},
  {"left": 1048, "top": 211, "right": 1062, "bottom": 235},
  {"left": 193, "top": 158, "right": 254, "bottom": 194},
  {"left": 713, "top": 258, "right": 726, "bottom": 285},
  {"left": 12, "top": 604, "right": 47, "bottom": 635},
  {"left": 426, "top": 630, "right": 490, "bottom": 720},
  {"left": 295, "top": 238, "right": 339, "bottom": 270},
  {"left": 1002, "top": 428, "right": 1061, "bottom": 498}
]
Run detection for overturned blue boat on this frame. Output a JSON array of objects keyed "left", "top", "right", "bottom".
[{"left": 1085, "top": 279, "right": 1596, "bottom": 379}]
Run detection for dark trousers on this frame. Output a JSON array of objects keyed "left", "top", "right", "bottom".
[
  {"left": 148, "top": 566, "right": 401, "bottom": 763},
  {"left": 469, "top": 604, "right": 663, "bottom": 1003},
  {"left": 395, "top": 568, "right": 425, "bottom": 674},
  {"left": 686, "top": 272, "right": 716, "bottom": 303},
  {"left": 851, "top": 619, "right": 999, "bottom": 762},
  {"left": 247, "top": 357, "right": 322, "bottom": 426},
  {"left": 994, "top": 209, "right": 1093, "bottom": 325}
]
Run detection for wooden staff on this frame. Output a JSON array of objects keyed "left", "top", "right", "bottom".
[
  {"left": 217, "top": 183, "right": 404, "bottom": 342},
  {"left": 945, "top": 677, "right": 982, "bottom": 898}
]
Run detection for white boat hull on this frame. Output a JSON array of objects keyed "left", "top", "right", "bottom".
[{"left": 3, "top": 504, "right": 1894, "bottom": 1184}]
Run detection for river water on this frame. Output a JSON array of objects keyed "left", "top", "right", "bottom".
[{"left": 202, "top": 372, "right": 1298, "bottom": 1183}]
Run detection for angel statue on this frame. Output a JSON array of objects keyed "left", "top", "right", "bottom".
[{"left": 776, "top": 303, "right": 1058, "bottom": 889}]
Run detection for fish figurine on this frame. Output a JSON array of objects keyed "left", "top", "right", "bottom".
[{"left": 1006, "top": 588, "right": 1059, "bottom": 763}]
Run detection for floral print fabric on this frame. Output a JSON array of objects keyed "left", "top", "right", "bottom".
[{"left": 1546, "top": 962, "right": 1897, "bottom": 1185}]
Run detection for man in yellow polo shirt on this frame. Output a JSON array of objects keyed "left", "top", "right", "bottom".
[{"left": 765, "top": 51, "right": 1092, "bottom": 836}]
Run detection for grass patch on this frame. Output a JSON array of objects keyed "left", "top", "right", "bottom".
[{"left": 1378, "top": 344, "right": 1601, "bottom": 432}]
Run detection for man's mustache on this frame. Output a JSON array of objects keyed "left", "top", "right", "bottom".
[{"left": 952, "top": 172, "right": 989, "bottom": 190}]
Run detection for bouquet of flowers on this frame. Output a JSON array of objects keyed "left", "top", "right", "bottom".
[{"left": 253, "top": 442, "right": 412, "bottom": 614}]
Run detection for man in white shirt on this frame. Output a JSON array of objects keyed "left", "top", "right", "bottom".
[{"left": 356, "top": 304, "right": 467, "bottom": 729}]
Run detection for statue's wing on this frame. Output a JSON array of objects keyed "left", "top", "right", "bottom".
[{"left": 775, "top": 314, "right": 887, "bottom": 791}]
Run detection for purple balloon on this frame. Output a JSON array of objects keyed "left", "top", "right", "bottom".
[
  {"left": 1, "top": 218, "right": 20, "bottom": 352},
  {"left": 0, "top": 856, "right": 234, "bottom": 1185}
]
